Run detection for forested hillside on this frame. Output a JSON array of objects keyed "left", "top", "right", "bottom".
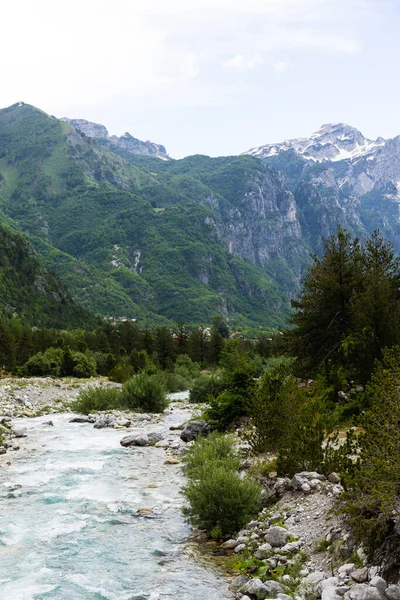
[
  {"left": 0, "top": 217, "right": 97, "bottom": 328},
  {"left": 0, "top": 102, "right": 296, "bottom": 327}
]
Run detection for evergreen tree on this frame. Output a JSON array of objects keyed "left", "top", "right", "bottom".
[{"left": 289, "top": 227, "right": 361, "bottom": 377}]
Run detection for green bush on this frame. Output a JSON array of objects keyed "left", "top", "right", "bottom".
[
  {"left": 189, "top": 372, "right": 226, "bottom": 403},
  {"left": 153, "top": 371, "right": 189, "bottom": 393},
  {"left": 24, "top": 347, "right": 63, "bottom": 376},
  {"left": 182, "top": 432, "right": 240, "bottom": 478},
  {"left": 121, "top": 373, "right": 168, "bottom": 412},
  {"left": 108, "top": 362, "right": 136, "bottom": 383},
  {"left": 71, "top": 386, "right": 121, "bottom": 414},
  {"left": 182, "top": 434, "right": 262, "bottom": 537}
]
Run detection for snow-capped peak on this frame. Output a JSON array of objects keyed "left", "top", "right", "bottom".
[{"left": 245, "top": 124, "right": 385, "bottom": 163}]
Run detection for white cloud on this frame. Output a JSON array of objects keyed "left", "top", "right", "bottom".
[
  {"left": 273, "top": 61, "right": 290, "bottom": 74},
  {"left": 222, "top": 54, "right": 264, "bottom": 72},
  {"left": 179, "top": 53, "right": 200, "bottom": 79}
]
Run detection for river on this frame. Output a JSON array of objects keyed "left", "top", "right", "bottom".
[{"left": 0, "top": 395, "right": 228, "bottom": 599}]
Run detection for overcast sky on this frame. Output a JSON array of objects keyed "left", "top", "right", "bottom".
[{"left": 1, "top": 0, "right": 399, "bottom": 157}]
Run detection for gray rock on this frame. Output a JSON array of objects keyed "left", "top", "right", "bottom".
[
  {"left": 42, "top": 420, "right": 54, "bottom": 426},
  {"left": 147, "top": 431, "right": 165, "bottom": 444},
  {"left": 222, "top": 539, "right": 237, "bottom": 549},
  {"left": 229, "top": 575, "right": 249, "bottom": 591},
  {"left": 369, "top": 577, "right": 386, "bottom": 591},
  {"left": 339, "top": 564, "right": 357, "bottom": 576},
  {"left": 94, "top": 414, "right": 117, "bottom": 429},
  {"left": 328, "top": 472, "right": 341, "bottom": 484},
  {"left": 301, "top": 482, "right": 311, "bottom": 493},
  {"left": 180, "top": 420, "right": 212, "bottom": 442},
  {"left": 234, "top": 543, "right": 246, "bottom": 553},
  {"left": 350, "top": 568, "right": 369, "bottom": 583},
  {"left": 254, "top": 542, "right": 273, "bottom": 559},
  {"left": 69, "top": 417, "right": 91, "bottom": 423},
  {"left": 265, "top": 526, "right": 294, "bottom": 547},
  {"left": 243, "top": 578, "right": 271, "bottom": 599},
  {"left": 12, "top": 429, "right": 27, "bottom": 438},
  {"left": 0, "top": 446, "right": 6, "bottom": 454},
  {"left": 344, "top": 584, "right": 382, "bottom": 600},
  {"left": 280, "top": 540, "right": 302, "bottom": 553},
  {"left": 120, "top": 433, "right": 149, "bottom": 447},
  {"left": 303, "top": 571, "right": 328, "bottom": 587},
  {"left": 386, "top": 585, "right": 400, "bottom": 600}
]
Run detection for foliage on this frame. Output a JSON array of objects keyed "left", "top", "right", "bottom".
[
  {"left": 182, "top": 433, "right": 262, "bottom": 537},
  {"left": 121, "top": 373, "right": 168, "bottom": 412},
  {"left": 182, "top": 432, "right": 240, "bottom": 478},
  {"left": 340, "top": 347, "right": 400, "bottom": 561},
  {"left": 189, "top": 372, "right": 227, "bottom": 403},
  {"left": 71, "top": 386, "right": 121, "bottom": 414}
]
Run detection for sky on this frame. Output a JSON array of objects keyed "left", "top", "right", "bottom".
[{"left": 1, "top": 0, "right": 399, "bottom": 158}]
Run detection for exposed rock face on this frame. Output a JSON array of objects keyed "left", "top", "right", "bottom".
[
  {"left": 61, "top": 118, "right": 170, "bottom": 160},
  {"left": 244, "top": 123, "right": 400, "bottom": 256}
]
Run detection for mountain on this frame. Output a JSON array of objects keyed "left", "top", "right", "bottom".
[
  {"left": 0, "top": 102, "right": 304, "bottom": 328},
  {"left": 246, "top": 123, "right": 385, "bottom": 163},
  {"left": 244, "top": 123, "right": 400, "bottom": 253},
  {"left": 61, "top": 117, "right": 170, "bottom": 160},
  {"left": 0, "top": 218, "right": 97, "bottom": 328}
]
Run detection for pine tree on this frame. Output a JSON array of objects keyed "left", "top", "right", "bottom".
[{"left": 288, "top": 227, "right": 361, "bottom": 377}]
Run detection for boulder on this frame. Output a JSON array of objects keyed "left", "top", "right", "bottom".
[
  {"left": 222, "top": 539, "right": 237, "bottom": 550},
  {"left": 180, "top": 420, "right": 212, "bottom": 442},
  {"left": 264, "top": 526, "right": 294, "bottom": 547},
  {"left": 350, "top": 568, "right": 369, "bottom": 583},
  {"left": 254, "top": 542, "right": 272, "bottom": 559},
  {"left": 228, "top": 575, "right": 249, "bottom": 591},
  {"left": 386, "top": 585, "right": 400, "bottom": 600},
  {"left": 69, "top": 417, "right": 91, "bottom": 423},
  {"left": 120, "top": 433, "right": 149, "bottom": 447},
  {"left": 339, "top": 564, "right": 357, "bottom": 576},
  {"left": 94, "top": 414, "right": 117, "bottom": 429},
  {"left": 147, "top": 431, "right": 165, "bottom": 445},
  {"left": 369, "top": 577, "right": 387, "bottom": 591},
  {"left": 344, "top": 584, "right": 382, "bottom": 600}
]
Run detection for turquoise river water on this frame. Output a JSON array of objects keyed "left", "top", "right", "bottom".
[{"left": 0, "top": 399, "right": 227, "bottom": 599}]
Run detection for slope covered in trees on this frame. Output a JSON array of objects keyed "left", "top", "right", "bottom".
[
  {"left": 0, "top": 217, "right": 97, "bottom": 329},
  {"left": 0, "top": 102, "right": 293, "bottom": 327}
]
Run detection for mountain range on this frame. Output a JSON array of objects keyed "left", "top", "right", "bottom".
[{"left": 1, "top": 102, "right": 400, "bottom": 328}]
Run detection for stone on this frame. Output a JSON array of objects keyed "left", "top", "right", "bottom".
[
  {"left": 234, "top": 544, "right": 246, "bottom": 553},
  {"left": 236, "top": 536, "right": 250, "bottom": 545},
  {"left": 264, "top": 526, "right": 293, "bottom": 547},
  {"left": 228, "top": 575, "right": 249, "bottom": 591},
  {"left": 164, "top": 458, "right": 179, "bottom": 465},
  {"left": 12, "top": 429, "right": 27, "bottom": 438},
  {"left": 280, "top": 540, "right": 302, "bottom": 553},
  {"left": 301, "top": 483, "right": 311, "bottom": 493},
  {"left": 303, "top": 571, "right": 328, "bottom": 587},
  {"left": 254, "top": 542, "right": 273, "bottom": 559},
  {"left": 94, "top": 414, "right": 117, "bottom": 429},
  {"left": 243, "top": 578, "right": 271, "bottom": 599},
  {"left": 321, "top": 588, "right": 342, "bottom": 600},
  {"left": 147, "top": 431, "right": 165, "bottom": 444},
  {"left": 350, "top": 568, "right": 369, "bottom": 583},
  {"left": 69, "top": 417, "right": 91, "bottom": 423},
  {"left": 386, "top": 585, "right": 400, "bottom": 600},
  {"left": 120, "top": 433, "right": 149, "bottom": 447},
  {"left": 344, "top": 584, "right": 381, "bottom": 600},
  {"left": 339, "top": 564, "right": 357, "bottom": 576},
  {"left": 229, "top": 575, "right": 249, "bottom": 592},
  {"left": 328, "top": 472, "right": 341, "bottom": 484},
  {"left": 180, "top": 420, "right": 212, "bottom": 442},
  {"left": 42, "top": 420, "right": 54, "bottom": 426},
  {"left": 222, "top": 539, "right": 237, "bottom": 550},
  {"left": 369, "top": 577, "right": 387, "bottom": 591},
  {"left": 0, "top": 446, "right": 6, "bottom": 454}
]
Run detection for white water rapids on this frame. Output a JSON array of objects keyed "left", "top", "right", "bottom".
[{"left": 0, "top": 395, "right": 227, "bottom": 599}]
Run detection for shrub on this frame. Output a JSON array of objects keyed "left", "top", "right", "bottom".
[
  {"left": 71, "top": 351, "right": 96, "bottom": 378},
  {"left": 153, "top": 371, "right": 189, "bottom": 393},
  {"left": 71, "top": 386, "right": 121, "bottom": 414},
  {"left": 182, "top": 432, "right": 240, "bottom": 478},
  {"left": 189, "top": 372, "right": 226, "bottom": 403},
  {"left": 108, "top": 362, "right": 135, "bottom": 383},
  {"left": 24, "top": 347, "right": 63, "bottom": 376},
  {"left": 182, "top": 433, "right": 262, "bottom": 537},
  {"left": 121, "top": 373, "right": 168, "bottom": 412}
]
